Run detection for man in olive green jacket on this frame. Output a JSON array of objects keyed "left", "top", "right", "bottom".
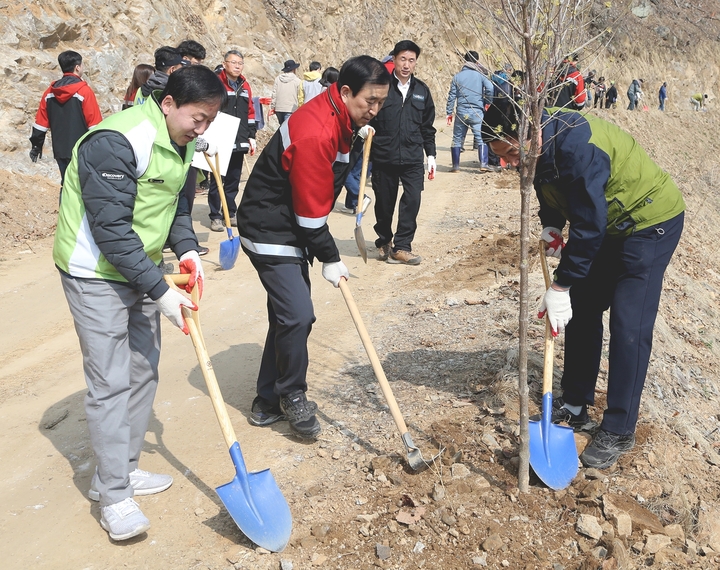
[{"left": 483, "top": 106, "right": 685, "bottom": 470}]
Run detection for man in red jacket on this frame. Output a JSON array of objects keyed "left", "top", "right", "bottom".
[
  {"left": 29, "top": 50, "right": 102, "bottom": 185},
  {"left": 238, "top": 56, "right": 390, "bottom": 439},
  {"left": 209, "top": 50, "right": 257, "bottom": 232}
]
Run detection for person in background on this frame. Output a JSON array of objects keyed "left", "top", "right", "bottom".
[
  {"left": 627, "top": 78, "right": 643, "bottom": 110},
  {"left": 370, "top": 40, "right": 437, "bottom": 265},
  {"left": 605, "top": 81, "right": 618, "bottom": 109},
  {"left": 238, "top": 56, "right": 390, "bottom": 439},
  {"left": 551, "top": 53, "right": 586, "bottom": 110},
  {"left": 446, "top": 51, "right": 495, "bottom": 173},
  {"left": 53, "top": 65, "right": 226, "bottom": 541},
  {"left": 29, "top": 50, "right": 102, "bottom": 186},
  {"left": 299, "top": 61, "right": 323, "bottom": 104},
  {"left": 134, "top": 46, "right": 186, "bottom": 106},
  {"left": 593, "top": 76, "right": 606, "bottom": 109},
  {"left": 270, "top": 59, "right": 301, "bottom": 124},
  {"left": 123, "top": 64, "right": 155, "bottom": 110},
  {"left": 691, "top": 92, "right": 708, "bottom": 111},
  {"left": 177, "top": 39, "right": 206, "bottom": 65},
  {"left": 482, "top": 102, "right": 684, "bottom": 470},
  {"left": 208, "top": 50, "right": 256, "bottom": 234},
  {"left": 319, "top": 66, "right": 339, "bottom": 91},
  {"left": 658, "top": 82, "right": 668, "bottom": 111}
]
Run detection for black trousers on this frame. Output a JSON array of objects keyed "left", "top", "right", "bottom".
[
  {"left": 371, "top": 162, "right": 424, "bottom": 252},
  {"left": 183, "top": 166, "right": 198, "bottom": 213},
  {"left": 251, "top": 260, "right": 316, "bottom": 406},
  {"left": 561, "top": 213, "right": 684, "bottom": 435},
  {"left": 208, "top": 151, "right": 245, "bottom": 221}
]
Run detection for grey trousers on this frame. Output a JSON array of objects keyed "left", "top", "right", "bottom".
[{"left": 60, "top": 273, "right": 161, "bottom": 506}]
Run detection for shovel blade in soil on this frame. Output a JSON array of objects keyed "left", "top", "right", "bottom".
[
  {"left": 529, "top": 396, "right": 578, "bottom": 490},
  {"left": 219, "top": 232, "right": 240, "bottom": 270},
  {"left": 216, "top": 442, "right": 292, "bottom": 552}
]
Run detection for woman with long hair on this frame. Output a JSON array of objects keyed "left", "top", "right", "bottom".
[{"left": 122, "top": 64, "right": 155, "bottom": 110}]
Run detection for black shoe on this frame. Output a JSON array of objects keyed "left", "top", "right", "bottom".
[
  {"left": 580, "top": 429, "right": 636, "bottom": 469},
  {"left": 280, "top": 390, "right": 321, "bottom": 439},
  {"left": 249, "top": 396, "right": 286, "bottom": 427},
  {"left": 197, "top": 246, "right": 209, "bottom": 257},
  {"left": 530, "top": 397, "right": 598, "bottom": 433}
]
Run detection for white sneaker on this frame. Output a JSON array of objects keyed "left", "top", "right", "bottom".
[
  {"left": 100, "top": 497, "right": 150, "bottom": 541},
  {"left": 88, "top": 468, "right": 173, "bottom": 501}
]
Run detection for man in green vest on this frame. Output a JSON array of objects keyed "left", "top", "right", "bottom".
[
  {"left": 482, "top": 105, "right": 685, "bottom": 470},
  {"left": 53, "top": 65, "right": 226, "bottom": 541}
]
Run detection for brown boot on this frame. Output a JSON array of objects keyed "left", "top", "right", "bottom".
[{"left": 387, "top": 249, "right": 422, "bottom": 265}]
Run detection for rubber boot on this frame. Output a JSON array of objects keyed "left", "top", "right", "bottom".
[
  {"left": 450, "top": 147, "right": 461, "bottom": 172},
  {"left": 478, "top": 144, "right": 489, "bottom": 172}
]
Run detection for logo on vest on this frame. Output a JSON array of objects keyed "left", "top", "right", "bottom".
[{"left": 101, "top": 172, "right": 125, "bottom": 181}]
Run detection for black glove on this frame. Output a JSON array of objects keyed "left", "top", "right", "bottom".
[{"left": 29, "top": 146, "right": 42, "bottom": 163}]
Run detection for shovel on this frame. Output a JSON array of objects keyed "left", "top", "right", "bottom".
[
  {"left": 204, "top": 152, "right": 240, "bottom": 270},
  {"left": 338, "top": 278, "right": 441, "bottom": 470},
  {"left": 528, "top": 245, "right": 578, "bottom": 490},
  {"left": 164, "top": 274, "right": 292, "bottom": 551},
  {"left": 353, "top": 131, "right": 373, "bottom": 263}
]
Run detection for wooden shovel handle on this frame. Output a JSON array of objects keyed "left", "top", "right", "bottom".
[
  {"left": 356, "top": 131, "right": 373, "bottom": 213},
  {"left": 539, "top": 241, "right": 554, "bottom": 395},
  {"left": 204, "top": 152, "right": 233, "bottom": 230},
  {"left": 164, "top": 275, "right": 238, "bottom": 449},
  {"left": 338, "top": 278, "right": 410, "bottom": 435}
]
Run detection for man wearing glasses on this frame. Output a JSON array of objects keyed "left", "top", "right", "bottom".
[{"left": 209, "top": 50, "right": 257, "bottom": 232}]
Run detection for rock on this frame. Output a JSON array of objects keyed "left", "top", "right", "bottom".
[
  {"left": 300, "top": 536, "right": 319, "bottom": 549},
  {"left": 432, "top": 483, "right": 445, "bottom": 501},
  {"left": 440, "top": 511, "right": 457, "bottom": 526},
  {"left": 645, "top": 534, "right": 672, "bottom": 554},
  {"left": 482, "top": 433, "right": 501, "bottom": 450},
  {"left": 376, "top": 544, "right": 391, "bottom": 560},
  {"left": 280, "top": 560, "right": 294, "bottom": 570},
  {"left": 482, "top": 533, "right": 503, "bottom": 551},
  {"left": 331, "top": 450, "right": 341, "bottom": 460},
  {"left": 356, "top": 514, "right": 378, "bottom": 523},
  {"left": 584, "top": 468, "right": 604, "bottom": 480},
  {"left": 472, "top": 552, "right": 488, "bottom": 566},
  {"left": 611, "top": 512, "right": 632, "bottom": 538},
  {"left": 631, "top": 541, "right": 644, "bottom": 554},
  {"left": 451, "top": 463, "right": 471, "bottom": 479},
  {"left": 635, "top": 479, "right": 663, "bottom": 500},
  {"left": 576, "top": 514, "right": 603, "bottom": 540},
  {"left": 412, "top": 541, "right": 425, "bottom": 554},
  {"left": 194, "top": 508, "right": 205, "bottom": 516},
  {"left": 696, "top": 502, "right": 720, "bottom": 552},
  {"left": 664, "top": 523, "right": 685, "bottom": 542},
  {"left": 685, "top": 539, "right": 697, "bottom": 556},
  {"left": 446, "top": 298, "right": 460, "bottom": 306},
  {"left": 590, "top": 546, "right": 608, "bottom": 559},
  {"left": 603, "top": 493, "right": 665, "bottom": 534},
  {"left": 256, "top": 547, "right": 271, "bottom": 555},
  {"left": 310, "top": 553, "right": 327, "bottom": 566},
  {"left": 311, "top": 523, "right": 332, "bottom": 538},
  {"left": 579, "top": 479, "right": 605, "bottom": 500},
  {"left": 607, "top": 538, "right": 630, "bottom": 569}
]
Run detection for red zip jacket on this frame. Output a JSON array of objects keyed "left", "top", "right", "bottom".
[
  {"left": 238, "top": 83, "right": 359, "bottom": 264},
  {"left": 217, "top": 69, "right": 257, "bottom": 152},
  {"left": 30, "top": 73, "right": 102, "bottom": 159}
]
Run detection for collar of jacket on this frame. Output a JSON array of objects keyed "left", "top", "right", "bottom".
[
  {"left": 218, "top": 69, "right": 246, "bottom": 91},
  {"left": 326, "top": 83, "right": 353, "bottom": 137},
  {"left": 392, "top": 73, "right": 416, "bottom": 92}
]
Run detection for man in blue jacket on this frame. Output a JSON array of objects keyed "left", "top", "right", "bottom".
[
  {"left": 446, "top": 51, "right": 495, "bottom": 173},
  {"left": 482, "top": 103, "right": 685, "bottom": 470}
]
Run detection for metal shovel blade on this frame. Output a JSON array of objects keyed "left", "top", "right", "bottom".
[
  {"left": 219, "top": 229, "right": 240, "bottom": 270},
  {"left": 216, "top": 442, "right": 293, "bottom": 552},
  {"left": 354, "top": 221, "right": 368, "bottom": 263},
  {"left": 529, "top": 393, "right": 578, "bottom": 490},
  {"left": 401, "top": 432, "right": 441, "bottom": 471}
]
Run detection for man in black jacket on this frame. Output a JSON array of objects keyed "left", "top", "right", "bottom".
[{"left": 370, "top": 40, "right": 436, "bottom": 265}]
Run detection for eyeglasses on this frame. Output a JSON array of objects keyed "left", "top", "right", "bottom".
[{"left": 225, "top": 60, "right": 244, "bottom": 67}]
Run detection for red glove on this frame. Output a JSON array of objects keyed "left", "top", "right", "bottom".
[
  {"left": 541, "top": 227, "right": 565, "bottom": 259},
  {"left": 268, "top": 109, "right": 275, "bottom": 117},
  {"left": 179, "top": 250, "right": 204, "bottom": 299},
  {"left": 446, "top": 114, "right": 453, "bottom": 126}
]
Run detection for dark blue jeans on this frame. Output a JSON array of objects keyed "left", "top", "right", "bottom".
[
  {"left": 560, "top": 212, "right": 684, "bottom": 435},
  {"left": 343, "top": 158, "right": 372, "bottom": 209}
]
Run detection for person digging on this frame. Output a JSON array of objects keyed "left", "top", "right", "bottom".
[{"left": 481, "top": 102, "right": 685, "bottom": 469}]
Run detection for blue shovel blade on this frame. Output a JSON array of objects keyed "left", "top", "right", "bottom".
[
  {"left": 219, "top": 233, "right": 240, "bottom": 270},
  {"left": 216, "top": 442, "right": 293, "bottom": 552},
  {"left": 528, "top": 393, "right": 579, "bottom": 490}
]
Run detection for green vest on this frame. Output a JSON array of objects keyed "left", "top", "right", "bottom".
[
  {"left": 53, "top": 95, "right": 195, "bottom": 281},
  {"left": 540, "top": 109, "right": 685, "bottom": 236}
]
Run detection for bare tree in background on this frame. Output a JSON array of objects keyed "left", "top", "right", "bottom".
[{"left": 433, "top": 0, "right": 610, "bottom": 492}]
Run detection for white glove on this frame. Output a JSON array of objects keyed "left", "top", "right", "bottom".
[
  {"left": 541, "top": 226, "right": 565, "bottom": 259},
  {"left": 538, "top": 285, "right": 572, "bottom": 336},
  {"left": 322, "top": 261, "right": 349, "bottom": 287},
  {"left": 195, "top": 138, "right": 218, "bottom": 156},
  {"left": 155, "top": 288, "right": 197, "bottom": 334},
  {"left": 427, "top": 156, "right": 436, "bottom": 180},
  {"left": 249, "top": 138, "right": 256, "bottom": 155},
  {"left": 358, "top": 125, "right": 375, "bottom": 139},
  {"left": 179, "top": 250, "right": 205, "bottom": 298}
]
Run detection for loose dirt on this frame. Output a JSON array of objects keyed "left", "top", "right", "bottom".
[{"left": 1, "top": 114, "right": 720, "bottom": 570}]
